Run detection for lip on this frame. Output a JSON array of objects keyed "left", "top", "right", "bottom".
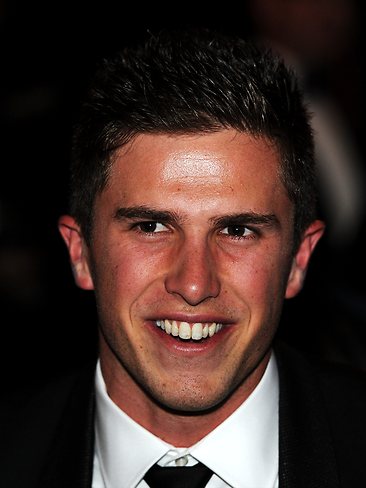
[{"left": 147, "top": 312, "right": 233, "bottom": 325}]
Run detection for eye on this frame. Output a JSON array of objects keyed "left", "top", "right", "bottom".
[
  {"left": 136, "top": 221, "right": 167, "bottom": 233},
  {"left": 221, "top": 225, "right": 255, "bottom": 238}
]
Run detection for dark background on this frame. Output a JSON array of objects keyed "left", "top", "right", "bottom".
[{"left": 1, "top": 1, "right": 365, "bottom": 392}]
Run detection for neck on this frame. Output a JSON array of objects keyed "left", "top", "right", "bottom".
[{"left": 99, "top": 350, "right": 270, "bottom": 447}]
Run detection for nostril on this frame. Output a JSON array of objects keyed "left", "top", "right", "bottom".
[
  {"left": 164, "top": 242, "right": 220, "bottom": 305},
  {"left": 164, "top": 266, "right": 220, "bottom": 305}
]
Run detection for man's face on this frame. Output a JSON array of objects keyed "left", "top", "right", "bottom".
[{"left": 60, "top": 130, "right": 322, "bottom": 414}]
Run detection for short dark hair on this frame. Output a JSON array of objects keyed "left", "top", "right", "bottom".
[{"left": 70, "top": 27, "right": 317, "bottom": 250}]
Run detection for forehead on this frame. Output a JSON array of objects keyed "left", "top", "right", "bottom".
[{"left": 104, "top": 130, "right": 289, "bottom": 214}]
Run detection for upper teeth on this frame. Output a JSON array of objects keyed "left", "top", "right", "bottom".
[{"left": 155, "top": 319, "right": 223, "bottom": 340}]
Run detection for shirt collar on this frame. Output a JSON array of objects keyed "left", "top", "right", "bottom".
[{"left": 94, "top": 352, "right": 278, "bottom": 488}]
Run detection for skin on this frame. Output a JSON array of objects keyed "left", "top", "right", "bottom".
[{"left": 59, "top": 129, "right": 324, "bottom": 446}]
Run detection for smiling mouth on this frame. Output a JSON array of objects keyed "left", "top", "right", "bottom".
[{"left": 155, "top": 319, "right": 223, "bottom": 340}]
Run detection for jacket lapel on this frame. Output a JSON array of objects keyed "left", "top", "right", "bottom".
[{"left": 276, "top": 342, "right": 340, "bottom": 488}]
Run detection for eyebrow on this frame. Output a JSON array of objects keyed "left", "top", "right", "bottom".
[
  {"left": 114, "top": 206, "right": 279, "bottom": 228},
  {"left": 114, "top": 206, "right": 182, "bottom": 224},
  {"left": 210, "top": 212, "right": 280, "bottom": 228}
]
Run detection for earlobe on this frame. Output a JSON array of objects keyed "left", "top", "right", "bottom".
[
  {"left": 285, "top": 220, "right": 325, "bottom": 299},
  {"left": 58, "top": 215, "right": 94, "bottom": 290}
]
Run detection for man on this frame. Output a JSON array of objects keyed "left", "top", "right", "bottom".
[{"left": 2, "top": 28, "right": 366, "bottom": 488}]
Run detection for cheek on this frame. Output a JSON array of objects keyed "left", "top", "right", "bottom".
[
  {"left": 227, "top": 247, "right": 290, "bottom": 312},
  {"left": 93, "top": 242, "right": 164, "bottom": 308}
]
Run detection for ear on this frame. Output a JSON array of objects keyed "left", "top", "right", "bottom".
[
  {"left": 58, "top": 215, "right": 94, "bottom": 290},
  {"left": 285, "top": 220, "right": 325, "bottom": 299}
]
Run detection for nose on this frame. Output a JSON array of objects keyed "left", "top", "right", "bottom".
[{"left": 164, "top": 238, "right": 221, "bottom": 306}]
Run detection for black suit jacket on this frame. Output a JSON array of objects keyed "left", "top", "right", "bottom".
[{"left": 2, "top": 341, "right": 366, "bottom": 487}]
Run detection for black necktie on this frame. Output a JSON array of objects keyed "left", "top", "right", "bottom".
[{"left": 144, "top": 461, "right": 214, "bottom": 488}]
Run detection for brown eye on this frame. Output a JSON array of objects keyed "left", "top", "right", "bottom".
[
  {"left": 221, "top": 225, "right": 255, "bottom": 239},
  {"left": 137, "top": 222, "right": 167, "bottom": 233},
  {"left": 222, "top": 225, "right": 252, "bottom": 237},
  {"left": 139, "top": 222, "right": 157, "bottom": 232},
  {"left": 228, "top": 225, "right": 245, "bottom": 236}
]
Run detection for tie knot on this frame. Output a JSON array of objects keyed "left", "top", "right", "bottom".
[{"left": 144, "top": 461, "right": 213, "bottom": 488}]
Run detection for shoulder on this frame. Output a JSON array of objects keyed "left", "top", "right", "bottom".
[
  {"left": 1, "top": 361, "right": 96, "bottom": 433},
  {"left": 0, "top": 362, "right": 96, "bottom": 488},
  {"left": 275, "top": 340, "right": 366, "bottom": 485},
  {"left": 311, "top": 354, "right": 366, "bottom": 460},
  {"left": 275, "top": 339, "right": 366, "bottom": 408}
]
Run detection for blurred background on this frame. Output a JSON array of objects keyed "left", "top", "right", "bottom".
[{"left": 1, "top": 0, "right": 365, "bottom": 391}]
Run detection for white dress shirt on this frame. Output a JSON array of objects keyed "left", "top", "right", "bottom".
[{"left": 93, "top": 353, "right": 279, "bottom": 488}]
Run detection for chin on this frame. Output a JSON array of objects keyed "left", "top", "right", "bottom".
[{"left": 148, "top": 382, "right": 233, "bottom": 415}]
